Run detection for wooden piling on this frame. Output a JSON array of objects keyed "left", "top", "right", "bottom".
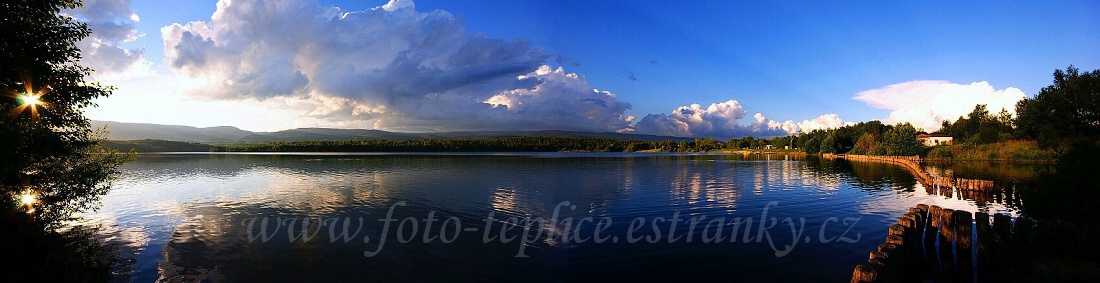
[
  {"left": 940, "top": 209, "right": 955, "bottom": 245},
  {"left": 974, "top": 212, "right": 991, "bottom": 279},
  {"left": 938, "top": 209, "right": 956, "bottom": 277},
  {"left": 850, "top": 264, "right": 879, "bottom": 283},
  {"left": 954, "top": 210, "right": 974, "bottom": 282},
  {"left": 899, "top": 213, "right": 919, "bottom": 262},
  {"left": 849, "top": 204, "right": 1080, "bottom": 283},
  {"left": 825, "top": 155, "right": 997, "bottom": 204},
  {"left": 1011, "top": 217, "right": 1034, "bottom": 250},
  {"left": 923, "top": 207, "right": 938, "bottom": 257},
  {"left": 930, "top": 206, "right": 942, "bottom": 228},
  {"left": 992, "top": 214, "right": 1011, "bottom": 244}
]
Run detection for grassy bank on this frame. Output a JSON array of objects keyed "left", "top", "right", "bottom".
[{"left": 925, "top": 140, "right": 1057, "bottom": 162}]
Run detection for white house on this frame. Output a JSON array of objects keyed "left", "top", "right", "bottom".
[{"left": 917, "top": 134, "right": 953, "bottom": 146}]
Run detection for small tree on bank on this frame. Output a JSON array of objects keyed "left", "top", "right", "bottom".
[{"left": 882, "top": 123, "right": 923, "bottom": 156}]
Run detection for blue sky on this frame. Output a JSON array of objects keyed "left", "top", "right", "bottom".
[{"left": 78, "top": 0, "right": 1099, "bottom": 137}]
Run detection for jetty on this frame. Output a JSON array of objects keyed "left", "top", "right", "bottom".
[{"left": 820, "top": 154, "right": 1019, "bottom": 206}]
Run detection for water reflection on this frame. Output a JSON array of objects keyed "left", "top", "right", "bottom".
[{"left": 78, "top": 153, "right": 1053, "bottom": 282}]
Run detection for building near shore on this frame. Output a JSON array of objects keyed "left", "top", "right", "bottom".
[{"left": 917, "top": 134, "right": 953, "bottom": 146}]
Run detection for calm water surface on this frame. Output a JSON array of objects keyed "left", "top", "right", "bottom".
[{"left": 78, "top": 153, "right": 1035, "bottom": 282}]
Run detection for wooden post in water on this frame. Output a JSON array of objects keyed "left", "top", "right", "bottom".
[
  {"left": 887, "top": 224, "right": 907, "bottom": 280},
  {"left": 1012, "top": 217, "right": 1034, "bottom": 252},
  {"left": 954, "top": 210, "right": 974, "bottom": 282},
  {"left": 899, "top": 212, "right": 919, "bottom": 263},
  {"left": 847, "top": 205, "right": 1068, "bottom": 283},
  {"left": 924, "top": 206, "right": 939, "bottom": 265},
  {"left": 992, "top": 214, "right": 1011, "bottom": 244},
  {"left": 869, "top": 252, "right": 893, "bottom": 283},
  {"left": 940, "top": 209, "right": 956, "bottom": 244},
  {"left": 878, "top": 243, "right": 899, "bottom": 283},
  {"left": 914, "top": 205, "right": 928, "bottom": 233},
  {"left": 850, "top": 264, "right": 879, "bottom": 283},
  {"left": 939, "top": 208, "right": 956, "bottom": 277},
  {"left": 929, "top": 206, "right": 942, "bottom": 230},
  {"left": 974, "top": 212, "right": 991, "bottom": 280},
  {"left": 912, "top": 205, "right": 932, "bottom": 275}
]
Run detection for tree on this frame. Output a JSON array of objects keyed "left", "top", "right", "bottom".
[
  {"left": 820, "top": 133, "right": 838, "bottom": 154},
  {"left": 750, "top": 138, "right": 764, "bottom": 149},
  {"left": 739, "top": 136, "right": 754, "bottom": 149},
  {"left": 3, "top": 0, "right": 128, "bottom": 226},
  {"left": 851, "top": 133, "right": 883, "bottom": 155},
  {"left": 1015, "top": 66, "right": 1100, "bottom": 151},
  {"left": 771, "top": 135, "right": 793, "bottom": 149},
  {"left": 937, "top": 104, "right": 1016, "bottom": 145},
  {"left": 882, "top": 123, "right": 923, "bottom": 156},
  {"left": 2, "top": 0, "right": 130, "bottom": 280},
  {"left": 803, "top": 136, "right": 821, "bottom": 154}
]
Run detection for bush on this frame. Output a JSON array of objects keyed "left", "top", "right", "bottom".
[{"left": 927, "top": 146, "right": 952, "bottom": 160}]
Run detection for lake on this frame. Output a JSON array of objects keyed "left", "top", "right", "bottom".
[{"left": 76, "top": 153, "right": 1038, "bottom": 282}]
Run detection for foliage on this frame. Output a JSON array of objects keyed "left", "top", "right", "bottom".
[
  {"left": 799, "top": 121, "right": 919, "bottom": 156},
  {"left": 820, "top": 133, "right": 838, "bottom": 154},
  {"left": 924, "top": 140, "right": 1055, "bottom": 162},
  {"left": 692, "top": 137, "right": 718, "bottom": 151},
  {"left": 939, "top": 104, "right": 1015, "bottom": 145},
  {"left": 850, "top": 133, "right": 883, "bottom": 155},
  {"left": 882, "top": 123, "right": 923, "bottom": 156},
  {"left": 770, "top": 135, "right": 794, "bottom": 149},
  {"left": 925, "top": 146, "right": 953, "bottom": 161},
  {"left": 1, "top": 0, "right": 132, "bottom": 280},
  {"left": 1015, "top": 66, "right": 1100, "bottom": 152},
  {"left": 802, "top": 136, "right": 821, "bottom": 154}
]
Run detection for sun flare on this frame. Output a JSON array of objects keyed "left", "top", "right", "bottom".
[
  {"left": 20, "top": 93, "right": 40, "bottom": 106},
  {"left": 19, "top": 192, "right": 36, "bottom": 206}
]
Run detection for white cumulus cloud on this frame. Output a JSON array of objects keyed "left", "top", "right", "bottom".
[
  {"left": 159, "top": 0, "right": 632, "bottom": 132},
  {"left": 632, "top": 100, "right": 794, "bottom": 139},
  {"left": 794, "top": 114, "right": 849, "bottom": 133},
  {"left": 852, "top": 80, "right": 1026, "bottom": 132},
  {"left": 66, "top": 0, "right": 149, "bottom": 78}
]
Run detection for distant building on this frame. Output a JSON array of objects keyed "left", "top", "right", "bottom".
[{"left": 916, "top": 134, "right": 953, "bottom": 146}]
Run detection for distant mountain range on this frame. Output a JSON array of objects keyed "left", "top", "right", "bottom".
[{"left": 90, "top": 121, "right": 690, "bottom": 143}]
